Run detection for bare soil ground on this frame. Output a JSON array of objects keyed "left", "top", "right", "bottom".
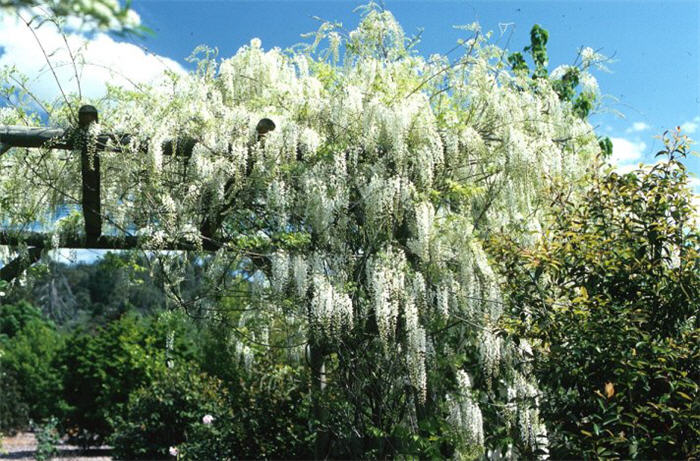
[{"left": 1, "top": 433, "right": 112, "bottom": 461}]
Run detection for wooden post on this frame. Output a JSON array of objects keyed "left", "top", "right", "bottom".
[{"left": 78, "top": 105, "right": 102, "bottom": 245}]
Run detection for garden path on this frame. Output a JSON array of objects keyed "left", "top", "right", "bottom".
[{"left": 1, "top": 433, "right": 112, "bottom": 460}]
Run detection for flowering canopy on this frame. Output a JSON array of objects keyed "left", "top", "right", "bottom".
[{"left": 0, "top": 6, "right": 603, "bottom": 456}]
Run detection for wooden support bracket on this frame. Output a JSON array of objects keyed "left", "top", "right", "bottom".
[{"left": 0, "top": 246, "right": 42, "bottom": 282}]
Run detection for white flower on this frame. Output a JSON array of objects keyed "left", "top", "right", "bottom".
[
  {"left": 447, "top": 371, "right": 485, "bottom": 449},
  {"left": 202, "top": 414, "right": 215, "bottom": 425},
  {"left": 580, "top": 72, "right": 599, "bottom": 93},
  {"left": 310, "top": 275, "right": 353, "bottom": 337},
  {"left": 169, "top": 446, "right": 179, "bottom": 457},
  {"left": 550, "top": 64, "right": 573, "bottom": 81}
]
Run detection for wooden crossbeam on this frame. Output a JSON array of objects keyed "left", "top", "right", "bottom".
[
  {"left": 0, "top": 231, "right": 221, "bottom": 252},
  {"left": 0, "top": 231, "right": 226, "bottom": 282},
  {"left": 0, "top": 126, "right": 70, "bottom": 153},
  {"left": 0, "top": 126, "right": 195, "bottom": 157}
]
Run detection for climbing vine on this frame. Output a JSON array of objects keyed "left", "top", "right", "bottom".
[{"left": 0, "top": 5, "right": 608, "bottom": 457}]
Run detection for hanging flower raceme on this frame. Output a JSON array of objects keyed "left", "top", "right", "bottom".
[{"left": 447, "top": 370, "right": 485, "bottom": 452}]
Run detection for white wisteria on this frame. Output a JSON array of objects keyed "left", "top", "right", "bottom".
[
  {"left": 447, "top": 370, "right": 485, "bottom": 455},
  {"left": 0, "top": 6, "right": 602, "bottom": 456}
]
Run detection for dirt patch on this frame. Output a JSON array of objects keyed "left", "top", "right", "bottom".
[{"left": 1, "top": 433, "right": 112, "bottom": 460}]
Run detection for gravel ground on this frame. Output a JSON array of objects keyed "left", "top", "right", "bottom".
[{"left": 1, "top": 433, "right": 112, "bottom": 461}]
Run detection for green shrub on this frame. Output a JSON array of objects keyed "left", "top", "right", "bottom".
[
  {"left": 111, "top": 319, "right": 316, "bottom": 460},
  {"left": 0, "top": 363, "right": 29, "bottom": 433},
  {"left": 197, "top": 320, "right": 315, "bottom": 459},
  {"left": 218, "top": 359, "right": 314, "bottom": 460},
  {"left": 0, "top": 302, "right": 62, "bottom": 433},
  {"left": 110, "top": 363, "right": 232, "bottom": 460},
  {"left": 60, "top": 313, "right": 160, "bottom": 446},
  {"left": 488, "top": 131, "right": 700, "bottom": 458},
  {"left": 0, "top": 319, "right": 65, "bottom": 425},
  {"left": 33, "top": 416, "right": 60, "bottom": 461},
  {"left": 0, "top": 301, "right": 46, "bottom": 340}
]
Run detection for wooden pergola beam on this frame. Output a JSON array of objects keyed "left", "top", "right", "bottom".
[
  {"left": 0, "top": 230, "right": 276, "bottom": 284},
  {"left": 0, "top": 231, "right": 221, "bottom": 252},
  {"left": 0, "top": 125, "right": 195, "bottom": 157},
  {"left": 0, "top": 126, "right": 70, "bottom": 153}
]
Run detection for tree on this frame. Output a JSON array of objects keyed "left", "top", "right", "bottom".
[
  {"left": 0, "top": 305, "right": 65, "bottom": 424},
  {"left": 0, "top": 5, "right": 607, "bottom": 457},
  {"left": 488, "top": 130, "right": 700, "bottom": 458}
]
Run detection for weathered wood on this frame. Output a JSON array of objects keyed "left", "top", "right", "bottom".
[
  {"left": 0, "top": 246, "right": 42, "bottom": 282},
  {"left": 1, "top": 116, "right": 277, "bottom": 158},
  {"left": 0, "top": 126, "right": 195, "bottom": 156},
  {"left": 79, "top": 105, "right": 102, "bottom": 244},
  {"left": 0, "top": 126, "right": 70, "bottom": 152},
  {"left": 0, "top": 231, "right": 220, "bottom": 252}
]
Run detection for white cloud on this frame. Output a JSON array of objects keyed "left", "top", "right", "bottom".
[
  {"left": 680, "top": 116, "right": 699, "bottom": 134},
  {"left": 613, "top": 163, "right": 640, "bottom": 175},
  {"left": 0, "top": 13, "right": 185, "bottom": 103},
  {"left": 626, "top": 121, "right": 650, "bottom": 133},
  {"left": 610, "top": 137, "right": 646, "bottom": 166},
  {"left": 687, "top": 175, "right": 700, "bottom": 191}
]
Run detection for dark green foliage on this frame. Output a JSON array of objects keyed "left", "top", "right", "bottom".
[
  {"left": 507, "top": 52, "right": 528, "bottom": 74},
  {"left": 0, "top": 366, "right": 29, "bottom": 433},
  {"left": 110, "top": 363, "right": 232, "bottom": 460},
  {"left": 318, "top": 337, "right": 427, "bottom": 459},
  {"left": 216, "top": 359, "right": 314, "bottom": 460},
  {"left": 60, "top": 313, "right": 163, "bottom": 445},
  {"left": 109, "top": 308, "right": 315, "bottom": 459},
  {"left": 59, "top": 310, "right": 201, "bottom": 446},
  {"left": 598, "top": 136, "right": 613, "bottom": 158},
  {"left": 313, "top": 321, "right": 491, "bottom": 459},
  {"left": 0, "top": 301, "right": 60, "bottom": 432},
  {"left": 488, "top": 130, "right": 700, "bottom": 459},
  {"left": 0, "top": 301, "right": 45, "bottom": 339},
  {"left": 195, "top": 321, "right": 315, "bottom": 459},
  {"left": 524, "top": 24, "right": 549, "bottom": 78},
  {"left": 0, "top": 314, "right": 65, "bottom": 424},
  {"left": 572, "top": 92, "right": 594, "bottom": 118},
  {"left": 508, "top": 24, "right": 548, "bottom": 79},
  {"left": 552, "top": 67, "right": 579, "bottom": 102}
]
